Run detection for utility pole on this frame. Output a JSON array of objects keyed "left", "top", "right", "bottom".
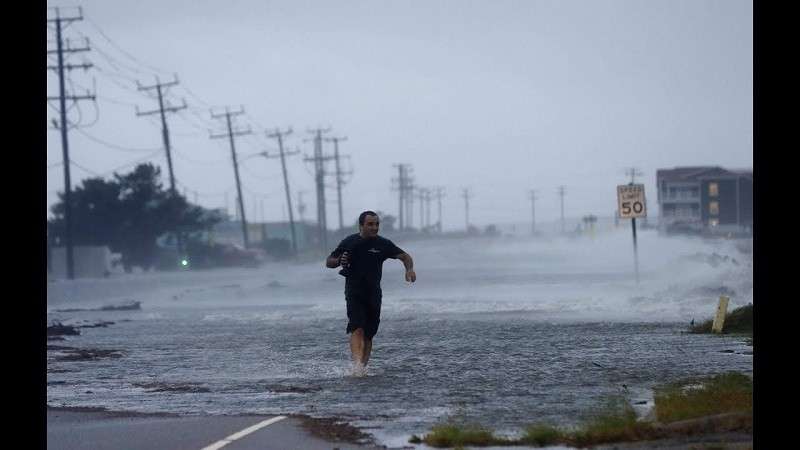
[
  {"left": 260, "top": 197, "right": 265, "bottom": 223},
  {"left": 462, "top": 188, "right": 473, "bottom": 232},
  {"left": 557, "top": 185, "right": 566, "bottom": 233},
  {"left": 531, "top": 190, "right": 538, "bottom": 235},
  {"left": 395, "top": 165, "right": 414, "bottom": 231},
  {"left": 324, "top": 136, "right": 351, "bottom": 231},
  {"left": 135, "top": 76, "right": 187, "bottom": 258},
  {"left": 391, "top": 164, "right": 417, "bottom": 232},
  {"left": 625, "top": 167, "right": 643, "bottom": 184},
  {"left": 135, "top": 76, "right": 187, "bottom": 196},
  {"left": 407, "top": 177, "right": 415, "bottom": 230},
  {"left": 432, "top": 186, "right": 445, "bottom": 233},
  {"left": 264, "top": 127, "right": 299, "bottom": 255},
  {"left": 626, "top": 167, "right": 647, "bottom": 227},
  {"left": 47, "top": 7, "right": 95, "bottom": 280},
  {"left": 425, "top": 188, "right": 432, "bottom": 231},
  {"left": 304, "top": 127, "right": 333, "bottom": 253},
  {"left": 417, "top": 187, "right": 427, "bottom": 230},
  {"left": 224, "top": 191, "right": 230, "bottom": 219},
  {"left": 210, "top": 106, "right": 252, "bottom": 248},
  {"left": 391, "top": 164, "right": 408, "bottom": 231},
  {"left": 297, "top": 191, "right": 307, "bottom": 223}
]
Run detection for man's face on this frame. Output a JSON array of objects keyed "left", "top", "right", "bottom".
[{"left": 359, "top": 215, "right": 380, "bottom": 238}]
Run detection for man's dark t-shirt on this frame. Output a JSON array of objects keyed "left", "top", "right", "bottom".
[{"left": 329, "top": 234, "right": 405, "bottom": 289}]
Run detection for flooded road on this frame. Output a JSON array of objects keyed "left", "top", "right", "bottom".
[{"left": 47, "top": 230, "right": 753, "bottom": 447}]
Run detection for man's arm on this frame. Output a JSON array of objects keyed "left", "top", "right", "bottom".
[{"left": 396, "top": 252, "right": 416, "bottom": 282}]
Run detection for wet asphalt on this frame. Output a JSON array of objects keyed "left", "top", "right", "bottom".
[{"left": 47, "top": 409, "right": 388, "bottom": 450}]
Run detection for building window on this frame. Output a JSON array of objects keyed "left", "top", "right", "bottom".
[
  {"left": 709, "top": 201, "right": 719, "bottom": 215},
  {"left": 709, "top": 182, "right": 719, "bottom": 197}
]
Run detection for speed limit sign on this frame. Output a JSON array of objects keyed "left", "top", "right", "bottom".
[{"left": 617, "top": 184, "right": 647, "bottom": 219}]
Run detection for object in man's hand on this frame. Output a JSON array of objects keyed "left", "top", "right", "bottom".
[{"left": 338, "top": 251, "right": 351, "bottom": 277}]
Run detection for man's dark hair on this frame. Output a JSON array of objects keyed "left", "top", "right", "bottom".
[{"left": 358, "top": 210, "right": 379, "bottom": 226}]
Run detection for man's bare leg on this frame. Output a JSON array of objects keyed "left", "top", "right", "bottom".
[
  {"left": 350, "top": 329, "right": 367, "bottom": 375},
  {"left": 362, "top": 339, "right": 373, "bottom": 366}
]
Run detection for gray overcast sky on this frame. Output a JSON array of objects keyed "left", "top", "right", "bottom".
[{"left": 46, "top": 0, "right": 752, "bottom": 231}]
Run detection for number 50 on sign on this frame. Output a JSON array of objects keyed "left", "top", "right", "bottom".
[{"left": 617, "top": 184, "right": 647, "bottom": 219}]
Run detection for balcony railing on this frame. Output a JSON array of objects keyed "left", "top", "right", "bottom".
[{"left": 661, "top": 193, "right": 700, "bottom": 201}]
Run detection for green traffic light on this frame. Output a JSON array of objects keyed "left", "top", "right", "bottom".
[{"left": 181, "top": 259, "right": 189, "bottom": 267}]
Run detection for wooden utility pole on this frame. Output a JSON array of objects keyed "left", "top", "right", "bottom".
[
  {"left": 210, "top": 106, "right": 252, "bottom": 248},
  {"left": 528, "top": 189, "right": 538, "bottom": 235},
  {"left": 392, "top": 164, "right": 414, "bottom": 231},
  {"left": 264, "top": 127, "right": 299, "bottom": 254},
  {"left": 462, "top": 188, "right": 473, "bottom": 231},
  {"left": 304, "top": 128, "right": 334, "bottom": 252},
  {"left": 417, "top": 187, "right": 427, "bottom": 230},
  {"left": 135, "top": 76, "right": 187, "bottom": 196},
  {"left": 406, "top": 178, "right": 415, "bottom": 230},
  {"left": 433, "top": 187, "right": 445, "bottom": 233},
  {"left": 47, "top": 7, "right": 95, "bottom": 280},
  {"left": 391, "top": 164, "right": 408, "bottom": 230},
  {"left": 425, "top": 188, "right": 432, "bottom": 230},
  {"left": 135, "top": 76, "right": 187, "bottom": 258},
  {"left": 297, "top": 190, "right": 307, "bottom": 223},
  {"left": 625, "top": 167, "right": 643, "bottom": 184},
  {"left": 323, "top": 136, "right": 351, "bottom": 230}
]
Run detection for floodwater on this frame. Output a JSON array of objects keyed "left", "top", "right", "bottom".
[{"left": 47, "top": 229, "right": 753, "bottom": 447}]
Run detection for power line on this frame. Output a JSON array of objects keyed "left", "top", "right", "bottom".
[
  {"left": 170, "top": 146, "right": 226, "bottom": 165},
  {"left": 83, "top": 16, "right": 173, "bottom": 77},
  {"left": 239, "top": 162, "right": 281, "bottom": 181},
  {"left": 100, "top": 150, "right": 163, "bottom": 177},
  {"left": 69, "top": 159, "right": 102, "bottom": 177},
  {"left": 73, "top": 127, "right": 161, "bottom": 153}
]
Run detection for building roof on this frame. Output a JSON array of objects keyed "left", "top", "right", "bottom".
[
  {"left": 730, "top": 169, "right": 753, "bottom": 180},
  {"left": 656, "top": 166, "right": 745, "bottom": 182}
]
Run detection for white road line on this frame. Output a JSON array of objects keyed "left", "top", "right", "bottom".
[{"left": 200, "top": 415, "right": 287, "bottom": 450}]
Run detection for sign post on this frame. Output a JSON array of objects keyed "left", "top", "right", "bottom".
[{"left": 617, "top": 183, "right": 647, "bottom": 284}]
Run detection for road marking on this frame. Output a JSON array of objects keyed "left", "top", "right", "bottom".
[{"left": 200, "top": 415, "right": 287, "bottom": 450}]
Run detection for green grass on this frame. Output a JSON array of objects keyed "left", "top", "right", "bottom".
[
  {"left": 521, "top": 424, "right": 563, "bottom": 446},
  {"left": 419, "top": 422, "right": 511, "bottom": 447},
  {"left": 413, "top": 397, "right": 653, "bottom": 448},
  {"left": 411, "top": 373, "right": 752, "bottom": 448},
  {"left": 567, "top": 396, "right": 655, "bottom": 447},
  {"left": 689, "top": 303, "right": 752, "bottom": 335},
  {"left": 653, "top": 371, "right": 752, "bottom": 423}
]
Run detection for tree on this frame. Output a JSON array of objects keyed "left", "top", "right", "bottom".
[
  {"left": 48, "top": 163, "right": 223, "bottom": 272},
  {"left": 49, "top": 177, "right": 123, "bottom": 248}
]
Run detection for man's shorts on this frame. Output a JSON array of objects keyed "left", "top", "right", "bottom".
[{"left": 344, "top": 284, "right": 382, "bottom": 340}]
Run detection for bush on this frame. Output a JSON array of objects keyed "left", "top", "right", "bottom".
[
  {"left": 654, "top": 372, "right": 752, "bottom": 423},
  {"left": 522, "top": 424, "right": 563, "bottom": 446},
  {"left": 689, "top": 304, "right": 752, "bottom": 335}
]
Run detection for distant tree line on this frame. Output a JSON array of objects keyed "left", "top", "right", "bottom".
[{"left": 47, "top": 163, "right": 224, "bottom": 271}]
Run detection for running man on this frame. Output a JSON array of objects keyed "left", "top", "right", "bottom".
[{"left": 326, "top": 211, "right": 416, "bottom": 376}]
